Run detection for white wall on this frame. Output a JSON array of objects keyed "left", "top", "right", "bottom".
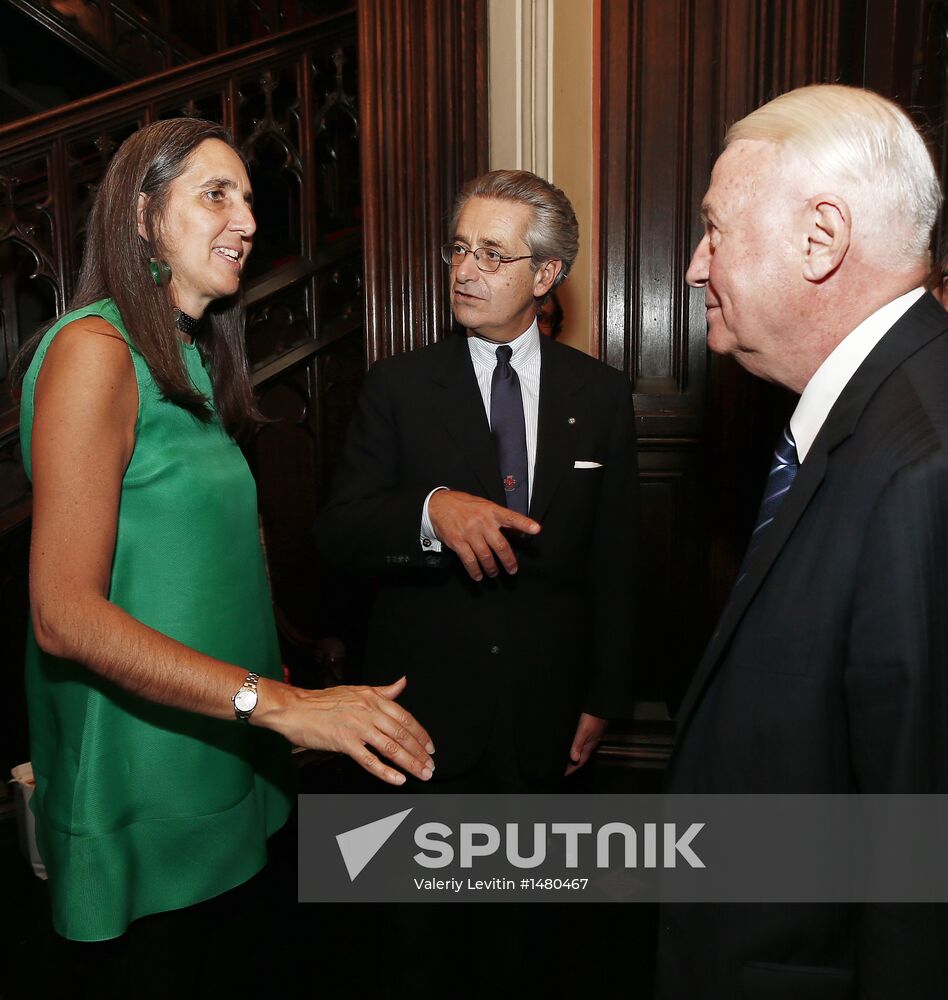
[{"left": 488, "top": 0, "right": 596, "bottom": 354}]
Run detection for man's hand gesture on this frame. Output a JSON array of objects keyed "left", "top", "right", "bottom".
[{"left": 428, "top": 489, "right": 541, "bottom": 581}]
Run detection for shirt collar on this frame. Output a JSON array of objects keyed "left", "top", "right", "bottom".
[
  {"left": 467, "top": 319, "right": 541, "bottom": 369},
  {"left": 790, "top": 287, "right": 926, "bottom": 462}
]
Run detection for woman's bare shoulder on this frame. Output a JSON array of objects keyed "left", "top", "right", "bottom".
[
  {"left": 40, "top": 315, "right": 134, "bottom": 380},
  {"left": 46, "top": 314, "right": 129, "bottom": 353},
  {"left": 35, "top": 315, "right": 137, "bottom": 418}
]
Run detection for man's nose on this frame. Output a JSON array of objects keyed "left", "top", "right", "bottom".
[
  {"left": 685, "top": 235, "right": 710, "bottom": 287},
  {"left": 455, "top": 250, "right": 480, "bottom": 281}
]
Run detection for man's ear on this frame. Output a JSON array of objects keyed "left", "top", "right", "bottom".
[
  {"left": 802, "top": 194, "right": 850, "bottom": 282},
  {"left": 533, "top": 258, "right": 563, "bottom": 298},
  {"left": 136, "top": 192, "right": 149, "bottom": 240}
]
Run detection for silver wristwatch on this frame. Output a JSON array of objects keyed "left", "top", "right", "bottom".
[{"left": 232, "top": 672, "right": 260, "bottom": 721}]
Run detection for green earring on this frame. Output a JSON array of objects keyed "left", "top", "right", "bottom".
[{"left": 149, "top": 257, "right": 172, "bottom": 286}]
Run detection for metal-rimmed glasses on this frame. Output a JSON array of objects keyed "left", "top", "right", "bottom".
[{"left": 440, "top": 242, "right": 533, "bottom": 273}]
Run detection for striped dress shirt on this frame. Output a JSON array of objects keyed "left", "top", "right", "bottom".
[{"left": 421, "top": 320, "right": 542, "bottom": 551}]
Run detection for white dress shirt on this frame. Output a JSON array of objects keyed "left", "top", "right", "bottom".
[
  {"left": 421, "top": 321, "right": 542, "bottom": 551},
  {"left": 790, "top": 287, "right": 926, "bottom": 462}
]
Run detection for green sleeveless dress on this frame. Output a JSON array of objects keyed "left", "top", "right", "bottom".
[{"left": 20, "top": 298, "right": 294, "bottom": 941}]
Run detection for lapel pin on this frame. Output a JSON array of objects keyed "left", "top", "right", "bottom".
[{"left": 567, "top": 417, "right": 576, "bottom": 425}]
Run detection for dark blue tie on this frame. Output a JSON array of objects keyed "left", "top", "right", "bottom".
[
  {"left": 745, "top": 424, "right": 800, "bottom": 561},
  {"left": 490, "top": 345, "right": 529, "bottom": 515},
  {"left": 716, "top": 425, "right": 800, "bottom": 629}
]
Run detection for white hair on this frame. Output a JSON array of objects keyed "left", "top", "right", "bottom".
[{"left": 727, "top": 85, "right": 942, "bottom": 267}]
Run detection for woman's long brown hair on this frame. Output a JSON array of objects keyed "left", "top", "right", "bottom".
[{"left": 13, "top": 118, "right": 261, "bottom": 438}]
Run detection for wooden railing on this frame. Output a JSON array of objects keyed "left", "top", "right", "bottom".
[
  {"left": 5, "top": 0, "right": 349, "bottom": 83},
  {"left": 7, "top": 0, "right": 198, "bottom": 82}
]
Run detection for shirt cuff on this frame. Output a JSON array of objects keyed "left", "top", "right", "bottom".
[{"left": 421, "top": 487, "right": 449, "bottom": 552}]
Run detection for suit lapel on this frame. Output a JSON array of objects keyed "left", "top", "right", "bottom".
[
  {"left": 674, "top": 292, "right": 948, "bottom": 742},
  {"left": 430, "top": 334, "right": 506, "bottom": 505},
  {"left": 530, "top": 337, "right": 584, "bottom": 522},
  {"left": 673, "top": 447, "right": 829, "bottom": 735}
]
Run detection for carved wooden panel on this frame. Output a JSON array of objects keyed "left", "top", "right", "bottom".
[
  {"left": 0, "top": 152, "right": 64, "bottom": 443},
  {"left": 359, "top": 0, "right": 488, "bottom": 362}
]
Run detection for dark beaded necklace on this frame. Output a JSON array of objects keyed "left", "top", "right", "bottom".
[{"left": 174, "top": 309, "right": 202, "bottom": 337}]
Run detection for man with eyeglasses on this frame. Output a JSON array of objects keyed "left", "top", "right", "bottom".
[{"left": 317, "top": 169, "right": 638, "bottom": 794}]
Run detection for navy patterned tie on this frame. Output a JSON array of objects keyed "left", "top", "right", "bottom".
[
  {"left": 490, "top": 345, "right": 529, "bottom": 515},
  {"left": 745, "top": 424, "right": 800, "bottom": 561}
]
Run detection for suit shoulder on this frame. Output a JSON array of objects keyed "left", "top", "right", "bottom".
[
  {"left": 546, "top": 338, "right": 631, "bottom": 391},
  {"left": 546, "top": 337, "right": 621, "bottom": 374},
  {"left": 370, "top": 335, "right": 462, "bottom": 372},
  {"left": 902, "top": 326, "right": 948, "bottom": 394},
  {"left": 366, "top": 334, "right": 464, "bottom": 385},
  {"left": 857, "top": 348, "right": 948, "bottom": 474},
  {"left": 894, "top": 328, "right": 948, "bottom": 435}
]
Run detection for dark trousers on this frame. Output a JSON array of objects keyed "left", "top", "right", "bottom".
[{"left": 353, "top": 685, "right": 597, "bottom": 1000}]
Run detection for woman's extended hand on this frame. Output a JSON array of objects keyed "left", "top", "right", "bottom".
[{"left": 257, "top": 675, "right": 435, "bottom": 786}]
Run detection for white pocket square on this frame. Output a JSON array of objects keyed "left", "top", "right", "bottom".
[{"left": 573, "top": 460, "right": 603, "bottom": 469}]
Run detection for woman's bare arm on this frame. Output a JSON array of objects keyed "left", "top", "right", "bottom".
[{"left": 28, "top": 319, "right": 433, "bottom": 784}]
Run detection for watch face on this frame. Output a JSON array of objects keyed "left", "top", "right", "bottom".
[{"left": 234, "top": 688, "right": 257, "bottom": 714}]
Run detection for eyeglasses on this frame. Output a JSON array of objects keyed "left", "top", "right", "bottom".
[{"left": 440, "top": 242, "right": 533, "bottom": 273}]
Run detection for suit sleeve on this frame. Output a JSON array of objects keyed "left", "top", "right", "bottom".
[
  {"left": 314, "top": 359, "right": 447, "bottom": 572},
  {"left": 846, "top": 454, "right": 948, "bottom": 996},
  {"left": 583, "top": 374, "right": 639, "bottom": 719}
]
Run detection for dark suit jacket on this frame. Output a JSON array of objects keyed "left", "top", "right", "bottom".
[
  {"left": 657, "top": 293, "right": 948, "bottom": 999},
  {"left": 315, "top": 331, "right": 638, "bottom": 782}
]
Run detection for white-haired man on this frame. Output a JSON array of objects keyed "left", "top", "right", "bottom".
[{"left": 658, "top": 85, "right": 948, "bottom": 997}]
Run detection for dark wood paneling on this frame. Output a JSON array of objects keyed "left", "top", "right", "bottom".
[
  {"left": 637, "top": 440, "right": 711, "bottom": 708},
  {"left": 852, "top": 0, "right": 924, "bottom": 100},
  {"left": 359, "top": 0, "right": 488, "bottom": 363},
  {"left": 854, "top": 0, "right": 948, "bottom": 254},
  {"left": 599, "top": 0, "right": 847, "bottom": 717}
]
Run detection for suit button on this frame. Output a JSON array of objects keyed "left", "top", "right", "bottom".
[{"left": 489, "top": 644, "right": 501, "bottom": 655}]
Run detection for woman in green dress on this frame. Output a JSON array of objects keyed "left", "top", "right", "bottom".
[{"left": 15, "top": 118, "right": 434, "bottom": 981}]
